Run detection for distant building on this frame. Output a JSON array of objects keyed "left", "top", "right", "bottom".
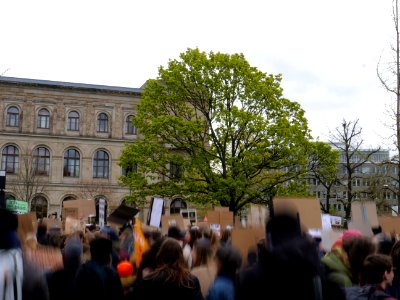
[
  {"left": 0, "top": 76, "right": 142, "bottom": 220},
  {"left": 309, "top": 147, "right": 395, "bottom": 215}
]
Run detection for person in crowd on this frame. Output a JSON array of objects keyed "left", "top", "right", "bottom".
[
  {"left": 191, "top": 237, "right": 217, "bottom": 298},
  {"left": 373, "top": 226, "right": 396, "bottom": 256},
  {"left": 168, "top": 225, "right": 185, "bottom": 247},
  {"left": 346, "top": 254, "right": 396, "bottom": 300},
  {"left": 183, "top": 226, "right": 201, "bottom": 269},
  {"left": 126, "top": 237, "right": 203, "bottom": 300},
  {"left": 237, "top": 212, "right": 325, "bottom": 300},
  {"left": 322, "top": 234, "right": 377, "bottom": 288},
  {"left": 389, "top": 239, "right": 400, "bottom": 298},
  {"left": 0, "top": 208, "right": 24, "bottom": 300},
  {"left": 206, "top": 244, "right": 242, "bottom": 300},
  {"left": 46, "top": 236, "right": 83, "bottom": 300},
  {"left": 219, "top": 227, "right": 232, "bottom": 247},
  {"left": 74, "top": 236, "right": 124, "bottom": 300}
]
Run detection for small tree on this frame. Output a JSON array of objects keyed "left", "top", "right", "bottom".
[
  {"left": 308, "top": 141, "right": 340, "bottom": 213},
  {"left": 377, "top": 0, "right": 400, "bottom": 212},
  {"left": 8, "top": 151, "right": 46, "bottom": 203},
  {"left": 329, "top": 119, "right": 380, "bottom": 222}
]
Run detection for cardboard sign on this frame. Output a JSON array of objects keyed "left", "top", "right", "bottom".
[
  {"left": 379, "top": 216, "right": 400, "bottom": 234},
  {"left": 64, "top": 217, "right": 84, "bottom": 234},
  {"left": 63, "top": 199, "right": 96, "bottom": 219},
  {"left": 247, "top": 204, "right": 268, "bottom": 228},
  {"left": 62, "top": 207, "right": 79, "bottom": 220},
  {"left": 205, "top": 209, "right": 234, "bottom": 231},
  {"left": 273, "top": 197, "right": 322, "bottom": 230},
  {"left": 348, "top": 221, "right": 373, "bottom": 237},
  {"left": 161, "top": 214, "right": 185, "bottom": 236},
  {"left": 231, "top": 227, "right": 265, "bottom": 265},
  {"left": 17, "top": 212, "right": 37, "bottom": 246},
  {"left": 351, "top": 201, "right": 379, "bottom": 228}
]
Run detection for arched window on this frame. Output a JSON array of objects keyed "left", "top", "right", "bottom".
[
  {"left": 37, "top": 108, "right": 50, "bottom": 129},
  {"left": 33, "top": 147, "right": 50, "bottom": 175},
  {"left": 97, "top": 113, "right": 108, "bottom": 133},
  {"left": 170, "top": 198, "right": 187, "bottom": 215},
  {"left": 61, "top": 195, "right": 77, "bottom": 208},
  {"left": 67, "top": 111, "right": 80, "bottom": 131},
  {"left": 125, "top": 115, "right": 137, "bottom": 135},
  {"left": 1, "top": 145, "right": 19, "bottom": 174},
  {"left": 93, "top": 150, "right": 109, "bottom": 178},
  {"left": 63, "top": 149, "right": 80, "bottom": 177},
  {"left": 31, "top": 196, "right": 48, "bottom": 219},
  {"left": 6, "top": 106, "right": 20, "bottom": 127}
]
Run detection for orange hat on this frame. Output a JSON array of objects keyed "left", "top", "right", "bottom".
[{"left": 117, "top": 260, "right": 134, "bottom": 278}]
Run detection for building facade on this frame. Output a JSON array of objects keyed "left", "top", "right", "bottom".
[
  {"left": 0, "top": 76, "right": 142, "bottom": 220},
  {"left": 309, "top": 148, "right": 396, "bottom": 215}
]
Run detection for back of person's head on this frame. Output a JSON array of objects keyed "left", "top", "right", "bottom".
[
  {"left": 90, "top": 236, "right": 112, "bottom": 265},
  {"left": 372, "top": 226, "right": 383, "bottom": 235},
  {"left": 362, "top": 254, "right": 393, "bottom": 285},
  {"left": 215, "top": 245, "right": 242, "bottom": 279},
  {"left": 156, "top": 237, "right": 185, "bottom": 267},
  {"left": 192, "top": 238, "right": 212, "bottom": 267},
  {"left": 0, "top": 208, "right": 19, "bottom": 249},
  {"left": 343, "top": 236, "right": 377, "bottom": 282},
  {"left": 64, "top": 236, "right": 83, "bottom": 271},
  {"left": 391, "top": 240, "right": 400, "bottom": 284},
  {"left": 167, "top": 226, "right": 184, "bottom": 241},
  {"left": 266, "top": 212, "right": 301, "bottom": 249}
]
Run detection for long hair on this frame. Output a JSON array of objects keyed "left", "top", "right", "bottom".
[
  {"left": 391, "top": 240, "right": 400, "bottom": 284},
  {"left": 149, "top": 237, "right": 195, "bottom": 288},
  {"left": 192, "top": 238, "right": 213, "bottom": 268}
]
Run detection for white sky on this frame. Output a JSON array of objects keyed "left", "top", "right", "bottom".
[{"left": 1, "top": 0, "right": 397, "bottom": 149}]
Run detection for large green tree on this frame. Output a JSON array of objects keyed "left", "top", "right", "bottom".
[{"left": 119, "top": 48, "right": 312, "bottom": 214}]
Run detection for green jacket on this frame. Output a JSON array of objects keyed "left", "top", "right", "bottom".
[{"left": 321, "top": 250, "right": 353, "bottom": 288}]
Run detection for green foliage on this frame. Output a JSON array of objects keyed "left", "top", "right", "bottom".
[{"left": 119, "top": 48, "right": 312, "bottom": 214}]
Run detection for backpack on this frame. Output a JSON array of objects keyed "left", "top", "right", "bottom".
[
  {"left": 0, "top": 249, "right": 23, "bottom": 300},
  {"left": 345, "top": 285, "right": 391, "bottom": 300}
]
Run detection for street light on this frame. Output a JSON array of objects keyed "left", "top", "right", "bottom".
[{"left": 0, "top": 170, "right": 6, "bottom": 209}]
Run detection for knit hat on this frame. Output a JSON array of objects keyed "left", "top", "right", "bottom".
[
  {"left": 117, "top": 260, "right": 134, "bottom": 277},
  {"left": 341, "top": 229, "right": 363, "bottom": 241}
]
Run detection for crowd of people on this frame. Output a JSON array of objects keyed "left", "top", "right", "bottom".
[{"left": 2, "top": 206, "right": 400, "bottom": 300}]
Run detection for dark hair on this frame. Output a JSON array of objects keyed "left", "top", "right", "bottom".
[
  {"left": 362, "top": 254, "right": 392, "bottom": 285},
  {"left": 215, "top": 245, "right": 242, "bottom": 279},
  {"left": 150, "top": 238, "right": 195, "bottom": 288},
  {"left": 343, "top": 236, "right": 377, "bottom": 284},
  {"left": 192, "top": 238, "right": 212, "bottom": 268},
  {"left": 90, "top": 237, "right": 112, "bottom": 265},
  {"left": 390, "top": 240, "right": 400, "bottom": 284},
  {"left": 266, "top": 213, "right": 301, "bottom": 249}
]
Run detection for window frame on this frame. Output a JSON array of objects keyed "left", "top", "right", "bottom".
[
  {"left": 37, "top": 108, "right": 50, "bottom": 129},
  {"left": 63, "top": 148, "right": 80, "bottom": 177},
  {"left": 93, "top": 150, "right": 109, "bottom": 178},
  {"left": 67, "top": 111, "right": 80, "bottom": 131},
  {"left": 1, "top": 145, "right": 19, "bottom": 174},
  {"left": 97, "top": 113, "right": 109, "bottom": 133},
  {"left": 125, "top": 115, "right": 137, "bottom": 135},
  {"left": 6, "top": 106, "right": 20, "bottom": 127},
  {"left": 33, "top": 147, "right": 50, "bottom": 175}
]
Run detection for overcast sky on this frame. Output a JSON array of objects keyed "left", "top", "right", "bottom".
[{"left": 1, "top": 0, "right": 396, "bottom": 149}]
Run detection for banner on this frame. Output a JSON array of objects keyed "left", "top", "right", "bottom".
[{"left": 6, "top": 199, "right": 28, "bottom": 214}]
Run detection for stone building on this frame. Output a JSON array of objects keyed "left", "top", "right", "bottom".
[{"left": 0, "top": 76, "right": 142, "bottom": 220}]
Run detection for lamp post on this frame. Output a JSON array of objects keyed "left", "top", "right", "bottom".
[{"left": 0, "top": 170, "right": 6, "bottom": 209}]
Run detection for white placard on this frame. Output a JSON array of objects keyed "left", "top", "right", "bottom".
[
  {"left": 99, "top": 198, "right": 105, "bottom": 227},
  {"left": 149, "top": 197, "right": 164, "bottom": 227}
]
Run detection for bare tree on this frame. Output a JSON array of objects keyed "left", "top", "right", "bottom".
[
  {"left": 8, "top": 151, "right": 46, "bottom": 203},
  {"left": 329, "top": 119, "right": 380, "bottom": 223},
  {"left": 377, "top": 0, "right": 400, "bottom": 213}
]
